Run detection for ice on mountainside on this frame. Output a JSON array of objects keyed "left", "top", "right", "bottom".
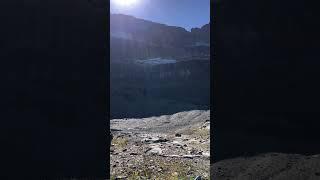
[{"left": 135, "top": 57, "right": 177, "bottom": 66}]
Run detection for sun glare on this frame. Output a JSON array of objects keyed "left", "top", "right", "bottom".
[{"left": 112, "top": 0, "right": 139, "bottom": 7}]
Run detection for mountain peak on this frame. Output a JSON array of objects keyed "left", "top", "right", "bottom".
[{"left": 111, "top": 13, "right": 209, "bottom": 33}]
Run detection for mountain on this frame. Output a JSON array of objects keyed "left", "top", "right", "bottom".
[
  {"left": 191, "top": 23, "right": 210, "bottom": 44},
  {"left": 110, "top": 14, "right": 210, "bottom": 119},
  {"left": 111, "top": 14, "right": 192, "bottom": 47},
  {"left": 110, "top": 60, "right": 210, "bottom": 119},
  {"left": 110, "top": 14, "right": 210, "bottom": 62}
]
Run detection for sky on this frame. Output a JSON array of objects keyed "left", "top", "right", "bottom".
[{"left": 110, "top": 0, "right": 210, "bottom": 31}]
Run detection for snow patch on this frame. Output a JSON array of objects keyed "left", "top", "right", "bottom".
[
  {"left": 194, "top": 42, "right": 210, "bottom": 47},
  {"left": 135, "top": 57, "right": 177, "bottom": 66},
  {"left": 111, "top": 31, "right": 133, "bottom": 40}
]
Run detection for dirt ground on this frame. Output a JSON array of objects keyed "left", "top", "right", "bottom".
[{"left": 110, "top": 110, "right": 210, "bottom": 180}]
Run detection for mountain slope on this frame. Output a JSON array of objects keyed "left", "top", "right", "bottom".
[
  {"left": 110, "top": 14, "right": 210, "bottom": 61},
  {"left": 110, "top": 14, "right": 210, "bottom": 119}
]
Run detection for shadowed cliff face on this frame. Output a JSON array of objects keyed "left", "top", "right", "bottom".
[
  {"left": 110, "top": 14, "right": 210, "bottom": 61},
  {"left": 110, "top": 60, "right": 210, "bottom": 119},
  {"left": 110, "top": 14, "right": 210, "bottom": 119},
  {"left": 0, "top": 0, "right": 107, "bottom": 178},
  {"left": 111, "top": 14, "right": 193, "bottom": 47},
  {"left": 214, "top": 0, "right": 320, "bottom": 161},
  {"left": 191, "top": 24, "right": 210, "bottom": 44}
]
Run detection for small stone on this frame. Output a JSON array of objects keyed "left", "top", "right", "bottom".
[
  {"left": 144, "top": 148, "right": 152, "bottom": 153},
  {"left": 172, "top": 140, "right": 183, "bottom": 146},
  {"left": 202, "top": 152, "right": 210, "bottom": 157},
  {"left": 190, "top": 149, "right": 197, "bottom": 154},
  {"left": 146, "top": 147, "right": 162, "bottom": 155},
  {"left": 122, "top": 149, "right": 127, "bottom": 152},
  {"left": 175, "top": 133, "right": 182, "bottom": 137},
  {"left": 115, "top": 176, "right": 127, "bottom": 179},
  {"left": 172, "top": 172, "right": 178, "bottom": 176},
  {"left": 143, "top": 137, "right": 168, "bottom": 143}
]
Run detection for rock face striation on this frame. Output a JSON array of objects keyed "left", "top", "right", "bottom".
[{"left": 110, "top": 59, "right": 210, "bottom": 119}]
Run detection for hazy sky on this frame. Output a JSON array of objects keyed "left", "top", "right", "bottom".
[{"left": 110, "top": 0, "right": 210, "bottom": 31}]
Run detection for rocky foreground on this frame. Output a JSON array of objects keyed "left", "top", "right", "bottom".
[
  {"left": 212, "top": 153, "right": 320, "bottom": 180},
  {"left": 110, "top": 110, "right": 210, "bottom": 179}
]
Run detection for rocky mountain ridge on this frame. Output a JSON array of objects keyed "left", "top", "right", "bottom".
[
  {"left": 110, "top": 13, "right": 210, "bottom": 62},
  {"left": 111, "top": 14, "right": 209, "bottom": 46},
  {"left": 110, "top": 14, "right": 210, "bottom": 119}
]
